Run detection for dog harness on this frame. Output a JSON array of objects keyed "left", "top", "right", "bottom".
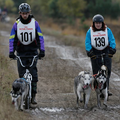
[
  {"left": 12, "top": 78, "right": 28, "bottom": 97},
  {"left": 21, "top": 77, "right": 28, "bottom": 83}
]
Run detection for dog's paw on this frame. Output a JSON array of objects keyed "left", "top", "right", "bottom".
[
  {"left": 20, "top": 109, "right": 24, "bottom": 111},
  {"left": 20, "top": 108, "right": 24, "bottom": 111},
  {"left": 80, "top": 99, "right": 83, "bottom": 103},
  {"left": 20, "top": 106, "right": 24, "bottom": 111},
  {"left": 97, "top": 104, "right": 101, "bottom": 109},
  {"left": 84, "top": 105, "right": 88, "bottom": 109},
  {"left": 103, "top": 103, "right": 107, "bottom": 108}
]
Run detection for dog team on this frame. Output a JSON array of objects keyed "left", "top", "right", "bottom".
[
  {"left": 74, "top": 14, "right": 116, "bottom": 109},
  {"left": 9, "top": 3, "right": 116, "bottom": 110},
  {"left": 74, "top": 65, "right": 108, "bottom": 109}
]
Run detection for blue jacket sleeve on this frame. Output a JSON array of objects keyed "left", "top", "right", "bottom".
[
  {"left": 9, "top": 22, "right": 17, "bottom": 53},
  {"left": 35, "top": 21, "right": 45, "bottom": 51},
  {"left": 85, "top": 29, "right": 92, "bottom": 52},
  {"left": 107, "top": 27, "right": 116, "bottom": 49}
]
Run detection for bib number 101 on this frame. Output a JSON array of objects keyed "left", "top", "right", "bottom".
[
  {"left": 94, "top": 37, "right": 105, "bottom": 47},
  {"left": 20, "top": 32, "right": 32, "bottom": 42}
]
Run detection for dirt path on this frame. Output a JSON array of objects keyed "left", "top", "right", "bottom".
[
  {"left": 32, "top": 35, "right": 120, "bottom": 120},
  {"left": 0, "top": 23, "right": 120, "bottom": 120}
]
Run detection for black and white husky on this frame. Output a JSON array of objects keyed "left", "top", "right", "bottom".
[
  {"left": 74, "top": 71, "right": 93, "bottom": 109},
  {"left": 94, "top": 65, "right": 108, "bottom": 108},
  {"left": 10, "top": 78, "right": 29, "bottom": 110}
]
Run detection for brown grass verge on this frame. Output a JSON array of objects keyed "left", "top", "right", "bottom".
[{"left": 0, "top": 54, "right": 31, "bottom": 120}]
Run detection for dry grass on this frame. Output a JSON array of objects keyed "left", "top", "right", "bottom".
[
  {"left": 40, "top": 17, "right": 86, "bottom": 36},
  {"left": 0, "top": 54, "right": 31, "bottom": 120},
  {"left": 0, "top": 21, "right": 31, "bottom": 120}
]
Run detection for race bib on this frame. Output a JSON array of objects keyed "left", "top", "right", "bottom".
[
  {"left": 90, "top": 27, "right": 108, "bottom": 50},
  {"left": 17, "top": 18, "right": 36, "bottom": 45}
]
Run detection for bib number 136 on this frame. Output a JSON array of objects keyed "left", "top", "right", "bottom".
[
  {"left": 94, "top": 37, "right": 105, "bottom": 47},
  {"left": 20, "top": 32, "right": 32, "bottom": 42}
]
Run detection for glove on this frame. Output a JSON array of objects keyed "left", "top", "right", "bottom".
[
  {"left": 108, "top": 47, "right": 116, "bottom": 58},
  {"left": 108, "top": 54, "right": 113, "bottom": 58},
  {"left": 38, "top": 50, "right": 45, "bottom": 59},
  {"left": 91, "top": 55, "right": 96, "bottom": 59},
  {"left": 9, "top": 52, "right": 16, "bottom": 59},
  {"left": 87, "top": 49, "right": 96, "bottom": 59},
  {"left": 109, "top": 47, "right": 116, "bottom": 54}
]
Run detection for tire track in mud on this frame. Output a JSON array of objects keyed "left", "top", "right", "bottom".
[{"left": 0, "top": 29, "right": 120, "bottom": 120}]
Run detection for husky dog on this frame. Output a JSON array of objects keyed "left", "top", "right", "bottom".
[
  {"left": 94, "top": 65, "right": 108, "bottom": 108},
  {"left": 74, "top": 71, "right": 93, "bottom": 109},
  {"left": 10, "top": 78, "right": 29, "bottom": 110}
]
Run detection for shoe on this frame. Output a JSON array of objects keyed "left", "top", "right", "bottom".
[
  {"left": 31, "top": 98, "right": 37, "bottom": 104},
  {"left": 31, "top": 94, "right": 37, "bottom": 104},
  {"left": 108, "top": 91, "right": 112, "bottom": 96}
]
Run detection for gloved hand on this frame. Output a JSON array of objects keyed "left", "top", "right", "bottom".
[
  {"left": 91, "top": 55, "right": 96, "bottom": 59},
  {"left": 38, "top": 50, "right": 45, "bottom": 59},
  {"left": 9, "top": 52, "right": 16, "bottom": 59},
  {"left": 108, "top": 54, "right": 113, "bottom": 58},
  {"left": 87, "top": 49, "right": 96, "bottom": 59},
  {"left": 108, "top": 47, "right": 116, "bottom": 58}
]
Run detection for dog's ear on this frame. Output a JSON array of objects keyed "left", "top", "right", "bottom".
[
  {"left": 101, "top": 69, "right": 107, "bottom": 76},
  {"left": 81, "top": 74, "right": 85, "bottom": 79},
  {"left": 103, "top": 70, "right": 106, "bottom": 75},
  {"left": 77, "top": 74, "right": 84, "bottom": 82},
  {"left": 84, "top": 71, "right": 90, "bottom": 74},
  {"left": 78, "top": 75, "right": 82, "bottom": 80}
]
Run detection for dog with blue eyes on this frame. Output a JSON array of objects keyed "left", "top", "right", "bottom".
[
  {"left": 94, "top": 65, "right": 108, "bottom": 108},
  {"left": 74, "top": 71, "right": 93, "bottom": 109},
  {"left": 10, "top": 78, "right": 29, "bottom": 110}
]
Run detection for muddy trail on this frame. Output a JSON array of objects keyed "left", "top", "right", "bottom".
[{"left": 0, "top": 23, "right": 120, "bottom": 120}]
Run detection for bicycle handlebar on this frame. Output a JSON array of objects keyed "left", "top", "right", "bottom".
[
  {"left": 95, "top": 53, "right": 109, "bottom": 65},
  {"left": 96, "top": 53, "right": 108, "bottom": 58},
  {"left": 15, "top": 55, "right": 38, "bottom": 68}
]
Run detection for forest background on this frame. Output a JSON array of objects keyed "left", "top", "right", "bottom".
[
  {"left": 1, "top": 0, "right": 120, "bottom": 19},
  {"left": 1, "top": 0, "right": 120, "bottom": 37},
  {"left": 1, "top": 0, "right": 120, "bottom": 34}
]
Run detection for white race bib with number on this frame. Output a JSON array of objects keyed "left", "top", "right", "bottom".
[
  {"left": 17, "top": 18, "right": 36, "bottom": 45},
  {"left": 90, "top": 27, "right": 108, "bottom": 50}
]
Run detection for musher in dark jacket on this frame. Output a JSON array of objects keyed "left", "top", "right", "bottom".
[{"left": 9, "top": 3, "right": 45, "bottom": 104}]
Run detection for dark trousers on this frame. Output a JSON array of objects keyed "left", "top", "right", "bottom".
[
  {"left": 17, "top": 58, "right": 38, "bottom": 94},
  {"left": 91, "top": 57, "right": 112, "bottom": 90}
]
